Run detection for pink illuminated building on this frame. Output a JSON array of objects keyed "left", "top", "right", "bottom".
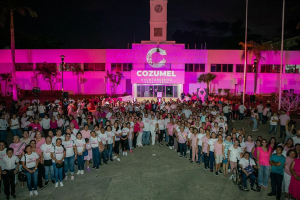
[{"left": 0, "top": 0, "right": 300, "bottom": 99}]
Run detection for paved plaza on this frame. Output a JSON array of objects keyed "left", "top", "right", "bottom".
[{"left": 2, "top": 117, "right": 297, "bottom": 200}]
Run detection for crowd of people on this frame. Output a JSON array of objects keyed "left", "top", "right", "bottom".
[{"left": 0, "top": 96, "right": 299, "bottom": 200}]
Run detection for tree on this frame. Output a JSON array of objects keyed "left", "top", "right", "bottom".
[
  {"left": 105, "top": 70, "right": 124, "bottom": 94},
  {"left": 0, "top": 0, "right": 37, "bottom": 101},
  {"left": 71, "top": 64, "right": 84, "bottom": 94},
  {"left": 239, "top": 41, "right": 275, "bottom": 94},
  {"left": 197, "top": 73, "right": 217, "bottom": 95},
  {"left": 275, "top": 91, "right": 300, "bottom": 113},
  {"left": 34, "top": 62, "right": 59, "bottom": 91},
  {"left": 0, "top": 73, "right": 12, "bottom": 96}
]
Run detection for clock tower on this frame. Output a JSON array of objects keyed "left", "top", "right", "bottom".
[{"left": 149, "top": 0, "right": 168, "bottom": 43}]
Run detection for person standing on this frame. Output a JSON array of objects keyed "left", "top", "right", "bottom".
[
  {"left": 257, "top": 102, "right": 264, "bottom": 123},
  {"left": 269, "top": 112, "right": 279, "bottom": 135},
  {"left": 177, "top": 126, "right": 188, "bottom": 158},
  {"left": 40, "top": 136, "right": 55, "bottom": 186},
  {"left": 0, "top": 114, "right": 9, "bottom": 141},
  {"left": 289, "top": 156, "right": 300, "bottom": 200},
  {"left": 142, "top": 114, "right": 151, "bottom": 146},
  {"left": 9, "top": 114, "right": 22, "bottom": 138},
  {"left": 21, "top": 145, "right": 39, "bottom": 196},
  {"left": 279, "top": 110, "right": 290, "bottom": 138},
  {"left": 257, "top": 139, "right": 272, "bottom": 189},
  {"left": 292, "top": 130, "right": 300, "bottom": 146},
  {"left": 2, "top": 148, "right": 19, "bottom": 199},
  {"left": 238, "top": 103, "right": 247, "bottom": 122},
  {"left": 267, "top": 146, "right": 286, "bottom": 200}
]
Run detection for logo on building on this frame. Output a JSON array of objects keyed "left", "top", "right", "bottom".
[{"left": 146, "top": 48, "right": 167, "bottom": 68}]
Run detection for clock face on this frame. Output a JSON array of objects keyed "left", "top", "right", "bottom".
[{"left": 154, "top": 4, "right": 163, "bottom": 13}]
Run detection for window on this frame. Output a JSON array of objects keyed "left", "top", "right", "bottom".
[
  {"left": 15, "top": 63, "right": 33, "bottom": 71},
  {"left": 111, "top": 63, "right": 132, "bottom": 71},
  {"left": 185, "top": 64, "right": 205, "bottom": 72},
  {"left": 211, "top": 64, "right": 233, "bottom": 72},
  {"left": 285, "top": 65, "right": 300, "bottom": 73},
  {"left": 261, "top": 64, "right": 280, "bottom": 73},
  {"left": 236, "top": 64, "right": 254, "bottom": 73},
  {"left": 84, "top": 63, "right": 105, "bottom": 71},
  {"left": 59, "top": 63, "right": 81, "bottom": 71},
  {"left": 36, "top": 63, "right": 57, "bottom": 71}
]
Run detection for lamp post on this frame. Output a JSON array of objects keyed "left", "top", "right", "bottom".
[
  {"left": 253, "top": 59, "right": 258, "bottom": 94},
  {"left": 242, "top": 0, "right": 248, "bottom": 105},
  {"left": 279, "top": 0, "right": 285, "bottom": 110},
  {"left": 60, "top": 55, "right": 65, "bottom": 101}
]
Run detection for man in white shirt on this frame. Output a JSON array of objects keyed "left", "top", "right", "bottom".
[
  {"left": 142, "top": 114, "right": 151, "bottom": 145},
  {"left": 0, "top": 114, "right": 9, "bottom": 142},
  {"left": 257, "top": 102, "right": 264, "bottom": 123},
  {"left": 238, "top": 103, "right": 247, "bottom": 122},
  {"left": 223, "top": 104, "right": 230, "bottom": 122},
  {"left": 182, "top": 105, "right": 192, "bottom": 118},
  {"left": 292, "top": 130, "right": 300, "bottom": 145}
]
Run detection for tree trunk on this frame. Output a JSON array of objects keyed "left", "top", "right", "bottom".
[
  {"left": 5, "top": 80, "right": 7, "bottom": 96},
  {"left": 10, "top": 10, "right": 17, "bottom": 101},
  {"left": 254, "top": 62, "right": 258, "bottom": 94},
  {"left": 77, "top": 75, "right": 80, "bottom": 94},
  {"left": 49, "top": 80, "right": 53, "bottom": 91},
  {"left": 207, "top": 82, "right": 210, "bottom": 95}
]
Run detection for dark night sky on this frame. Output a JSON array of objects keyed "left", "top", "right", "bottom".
[{"left": 1, "top": 0, "right": 300, "bottom": 49}]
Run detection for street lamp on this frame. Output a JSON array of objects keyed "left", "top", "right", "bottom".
[
  {"left": 60, "top": 55, "right": 65, "bottom": 101},
  {"left": 253, "top": 59, "right": 258, "bottom": 95}
]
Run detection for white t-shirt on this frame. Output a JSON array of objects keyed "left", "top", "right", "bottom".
[
  {"left": 38, "top": 106, "right": 45, "bottom": 114},
  {"left": 142, "top": 118, "right": 151, "bottom": 131},
  {"left": 292, "top": 136, "right": 300, "bottom": 145},
  {"left": 40, "top": 143, "right": 53, "bottom": 160},
  {"left": 239, "top": 158, "right": 256, "bottom": 169},
  {"left": 62, "top": 134, "right": 76, "bottom": 141},
  {"left": 0, "top": 148, "right": 7, "bottom": 169},
  {"left": 89, "top": 136, "right": 99, "bottom": 148},
  {"left": 238, "top": 105, "right": 246, "bottom": 114},
  {"left": 74, "top": 139, "right": 86, "bottom": 153},
  {"left": 270, "top": 116, "right": 279, "bottom": 125},
  {"left": 52, "top": 136, "right": 64, "bottom": 146},
  {"left": 106, "top": 131, "right": 114, "bottom": 144},
  {"left": 21, "top": 152, "right": 39, "bottom": 168},
  {"left": 228, "top": 145, "right": 242, "bottom": 162},
  {"left": 208, "top": 138, "right": 218, "bottom": 152},
  {"left": 158, "top": 120, "right": 165, "bottom": 130},
  {"left": 197, "top": 133, "right": 206, "bottom": 146},
  {"left": 98, "top": 133, "right": 108, "bottom": 145},
  {"left": 121, "top": 128, "right": 130, "bottom": 136},
  {"left": 40, "top": 118, "right": 50, "bottom": 129},
  {"left": 150, "top": 119, "right": 157, "bottom": 130},
  {"left": 240, "top": 142, "right": 246, "bottom": 152},
  {"left": 63, "top": 140, "right": 75, "bottom": 157},
  {"left": 50, "top": 146, "right": 65, "bottom": 162}
]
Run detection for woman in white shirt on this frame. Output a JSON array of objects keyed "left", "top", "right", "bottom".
[
  {"left": 105, "top": 125, "right": 115, "bottom": 162},
  {"left": 40, "top": 136, "right": 55, "bottom": 186},
  {"left": 112, "top": 122, "right": 121, "bottom": 161},
  {"left": 63, "top": 133, "right": 76, "bottom": 180},
  {"left": 228, "top": 140, "right": 243, "bottom": 180},
  {"left": 21, "top": 145, "right": 39, "bottom": 196},
  {"left": 157, "top": 115, "right": 165, "bottom": 146},
  {"left": 10, "top": 114, "right": 22, "bottom": 138},
  {"left": 90, "top": 131, "right": 100, "bottom": 169},
  {"left": 269, "top": 112, "right": 279, "bottom": 135},
  {"left": 98, "top": 127, "right": 108, "bottom": 164},
  {"left": 120, "top": 123, "right": 129, "bottom": 156},
  {"left": 207, "top": 132, "right": 218, "bottom": 172},
  {"left": 197, "top": 127, "right": 205, "bottom": 166},
  {"left": 40, "top": 114, "right": 50, "bottom": 137},
  {"left": 74, "top": 133, "right": 86, "bottom": 175},
  {"left": 50, "top": 138, "right": 66, "bottom": 187}
]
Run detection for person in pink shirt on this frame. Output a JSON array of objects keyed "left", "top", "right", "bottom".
[
  {"left": 283, "top": 149, "right": 296, "bottom": 200},
  {"left": 80, "top": 125, "right": 91, "bottom": 139},
  {"left": 166, "top": 118, "right": 175, "bottom": 149},
  {"left": 50, "top": 116, "right": 58, "bottom": 136},
  {"left": 35, "top": 131, "right": 45, "bottom": 154},
  {"left": 69, "top": 115, "right": 79, "bottom": 129},
  {"left": 29, "top": 118, "right": 42, "bottom": 131},
  {"left": 56, "top": 115, "right": 64, "bottom": 130},
  {"left": 177, "top": 126, "right": 188, "bottom": 158},
  {"left": 214, "top": 134, "right": 223, "bottom": 175},
  {"left": 245, "top": 135, "right": 255, "bottom": 157},
  {"left": 257, "top": 139, "right": 272, "bottom": 189},
  {"left": 201, "top": 130, "right": 211, "bottom": 170},
  {"left": 190, "top": 128, "right": 199, "bottom": 163}
]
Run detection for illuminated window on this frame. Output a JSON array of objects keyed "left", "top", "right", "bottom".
[
  {"left": 185, "top": 64, "right": 205, "bottom": 72},
  {"left": 59, "top": 63, "right": 81, "bottom": 71},
  {"left": 111, "top": 63, "right": 132, "bottom": 72},
  {"left": 261, "top": 65, "right": 280, "bottom": 73},
  {"left": 236, "top": 64, "right": 254, "bottom": 73},
  {"left": 285, "top": 65, "right": 300, "bottom": 73},
  {"left": 84, "top": 63, "right": 105, "bottom": 71},
  {"left": 15, "top": 63, "right": 33, "bottom": 71},
  {"left": 211, "top": 64, "right": 233, "bottom": 72}
]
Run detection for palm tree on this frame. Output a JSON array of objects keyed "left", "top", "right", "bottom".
[
  {"left": 34, "top": 62, "right": 60, "bottom": 91},
  {"left": 71, "top": 64, "right": 84, "bottom": 94},
  {"left": 197, "top": 73, "right": 217, "bottom": 95},
  {"left": 239, "top": 41, "right": 275, "bottom": 94},
  {"left": 0, "top": 73, "right": 12, "bottom": 96},
  {"left": 105, "top": 70, "right": 124, "bottom": 94},
  {"left": 0, "top": 0, "right": 37, "bottom": 101}
]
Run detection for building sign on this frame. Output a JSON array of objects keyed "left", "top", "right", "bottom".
[
  {"left": 146, "top": 48, "right": 167, "bottom": 68},
  {"left": 131, "top": 70, "right": 185, "bottom": 84}
]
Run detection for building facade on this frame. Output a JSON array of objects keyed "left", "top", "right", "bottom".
[{"left": 0, "top": 0, "right": 300, "bottom": 99}]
